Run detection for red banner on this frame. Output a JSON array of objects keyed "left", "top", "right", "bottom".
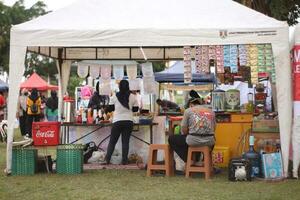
[{"left": 293, "top": 45, "right": 300, "bottom": 100}]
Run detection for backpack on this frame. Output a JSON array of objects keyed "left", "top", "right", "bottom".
[{"left": 30, "top": 99, "right": 38, "bottom": 114}]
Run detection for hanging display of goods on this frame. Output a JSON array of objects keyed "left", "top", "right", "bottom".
[
  {"left": 225, "top": 89, "right": 240, "bottom": 112},
  {"left": 212, "top": 89, "right": 226, "bottom": 112}
]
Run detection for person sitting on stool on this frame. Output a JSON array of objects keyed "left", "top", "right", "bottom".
[{"left": 168, "top": 98, "right": 215, "bottom": 162}]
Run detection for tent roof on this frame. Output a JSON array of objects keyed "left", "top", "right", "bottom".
[
  {"left": 20, "top": 72, "right": 58, "bottom": 91},
  {"left": 155, "top": 61, "right": 215, "bottom": 83},
  {"left": 11, "top": 0, "right": 288, "bottom": 50}
]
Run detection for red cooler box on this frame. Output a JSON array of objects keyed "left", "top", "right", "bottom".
[{"left": 32, "top": 122, "right": 60, "bottom": 146}]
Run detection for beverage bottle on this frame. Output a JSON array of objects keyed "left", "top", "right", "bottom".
[{"left": 243, "top": 135, "right": 261, "bottom": 177}]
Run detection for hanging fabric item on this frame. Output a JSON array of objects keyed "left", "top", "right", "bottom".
[
  {"left": 126, "top": 64, "right": 137, "bottom": 80},
  {"left": 257, "top": 44, "right": 266, "bottom": 73},
  {"left": 141, "top": 62, "right": 154, "bottom": 77},
  {"left": 113, "top": 65, "right": 124, "bottom": 80},
  {"left": 230, "top": 44, "right": 238, "bottom": 73},
  {"left": 87, "top": 76, "right": 94, "bottom": 87},
  {"left": 99, "top": 77, "right": 111, "bottom": 96},
  {"left": 238, "top": 44, "right": 247, "bottom": 66},
  {"left": 183, "top": 46, "right": 192, "bottom": 83},
  {"left": 215, "top": 45, "right": 224, "bottom": 73},
  {"left": 89, "top": 64, "right": 100, "bottom": 79},
  {"left": 100, "top": 64, "right": 111, "bottom": 80},
  {"left": 143, "top": 76, "right": 156, "bottom": 94},
  {"left": 77, "top": 63, "right": 89, "bottom": 78},
  {"left": 129, "top": 78, "right": 141, "bottom": 91},
  {"left": 195, "top": 45, "right": 202, "bottom": 73}
]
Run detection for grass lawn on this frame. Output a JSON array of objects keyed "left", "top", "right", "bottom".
[{"left": 0, "top": 132, "right": 299, "bottom": 200}]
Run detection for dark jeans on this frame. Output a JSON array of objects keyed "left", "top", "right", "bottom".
[
  {"left": 26, "top": 114, "right": 40, "bottom": 137},
  {"left": 105, "top": 120, "right": 133, "bottom": 164},
  {"left": 19, "top": 110, "right": 27, "bottom": 136},
  {"left": 168, "top": 134, "right": 188, "bottom": 162}
]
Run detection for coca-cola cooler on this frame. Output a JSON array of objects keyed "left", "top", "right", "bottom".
[{"left": 32, "top": 122, "right": 60, "bottom": 146}]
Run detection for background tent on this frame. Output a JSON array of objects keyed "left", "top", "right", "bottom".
[
  {"left": 155, "top": 61, "right": 215, "bottom": 83},
  {"left": 0, "top": 80, "right": 8, "bottom": 92},
  {"left": 6, "top": 0, "right": 291, "bottom": 176},
  {"left": 20, "top": 72, "right": 58, "bottom": 91}
]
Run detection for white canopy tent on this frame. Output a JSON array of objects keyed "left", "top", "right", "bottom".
[{"left": 7, "top": 0, "right": 291, "bottom": 176}]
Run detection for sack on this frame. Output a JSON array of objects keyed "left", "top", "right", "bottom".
[
  {"left": 30, "top": 101, "right": 38, "bottom": 114},
  {"left": 83, "top": 141, "right": 98, "bottom": 164}
]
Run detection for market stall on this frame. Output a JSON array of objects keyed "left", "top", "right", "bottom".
[
  {"left": 7, "top": 0, "right": 291, "bottom": 176},
  {"left": 20, "top": 72, "right": 58, "bottom": 91}
]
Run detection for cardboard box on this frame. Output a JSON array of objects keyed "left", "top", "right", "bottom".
[{"left": 252, "top": 119, "right": 279, "bottom": 133}]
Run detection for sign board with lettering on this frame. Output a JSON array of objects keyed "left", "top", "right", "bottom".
[
  {"left": 293, "top": 45, "right": 300, "bottom": 100},
  {"left": 32, "top": 122, "right": 60, "bottom": 146}
]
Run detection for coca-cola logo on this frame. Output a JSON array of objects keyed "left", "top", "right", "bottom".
[{"left": 36, "top": 130, "right": 55, "bottom": 138}]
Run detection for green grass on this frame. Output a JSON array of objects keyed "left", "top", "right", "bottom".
[{"left": 0, "top": 131, "right": 299, "bottom": 200}]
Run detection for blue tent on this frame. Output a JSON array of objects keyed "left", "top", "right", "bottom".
[
  {"left": 0, "top": 80, "right": 8, "bottom": 91},
  {"left": 154, "top": 61, "right": 215, "bottom": 83}
]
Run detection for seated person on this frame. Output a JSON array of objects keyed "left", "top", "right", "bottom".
[
  {"left": 168, "top": 98, "right": 215, "bottom": 162},
  {"left": 156, "top": 98, "right": 180, "bottom": 112}
]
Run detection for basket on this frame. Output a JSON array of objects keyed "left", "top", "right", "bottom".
[
  {"left": 12, "top": 147, "right": 37, "bottom": 175},
  {"left": 56, "top": 144, "right": 84, "bottom": 174}
]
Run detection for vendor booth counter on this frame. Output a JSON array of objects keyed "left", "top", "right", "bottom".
[{"left": 60, "top": 116, "right": 166, "bottom": 164}]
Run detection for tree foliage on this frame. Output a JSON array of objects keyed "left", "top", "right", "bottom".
[
  {"left": 0, "top": 0, "right": 48, "bottom": 72},
  {"left": 235, "top": 0, "right": 300, "bottom": 26}
]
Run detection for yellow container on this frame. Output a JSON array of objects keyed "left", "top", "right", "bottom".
[{"left": 212, "top": 146, "right": 231, "bottom": 168}]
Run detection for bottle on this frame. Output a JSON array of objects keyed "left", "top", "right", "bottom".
[
  {"left": 82, "top": 109, "right": 87, "bottom": 124},
  {"left": 242, "top": 135, "right": 261, "bottom": 178}
]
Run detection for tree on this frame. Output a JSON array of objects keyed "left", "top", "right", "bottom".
[
  {"left": 0, "top": 0, "right": 48, "bottom": 72},
  {"left": 235, "top": 0, "right": 300, "bottom": 26}
]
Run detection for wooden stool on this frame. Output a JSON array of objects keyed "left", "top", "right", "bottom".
[
  {"left": 147, "top": 144, "right": 174, "bottom": 177},
  {"left": 185, "top": 146, "right": 212, "bottom": 180}
]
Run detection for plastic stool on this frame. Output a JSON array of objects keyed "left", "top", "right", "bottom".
[
  {"left": 146, "top": 144, "right": 174, "bottom": 177},
  {"left": 185, "top": 146, "right": 212, "bottom": 180}
]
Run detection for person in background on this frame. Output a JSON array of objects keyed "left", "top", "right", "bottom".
[
  {"left": 168, "top": 98, "right": 215, "bottom": 163},
  {"left": 0, "top": 91, "right": 6, "bottom": 121},
  {"left": 26, "top": 88, "right": 42, "bottom": 137},
  {"left": 88, "top": 81, "right": 109, "bottom": 110},
  {"left": 104, "top": 80, "right": 139, "bottom": 165},
  {"left": 17, "top": 89, "right": 29, "bottom": 136},
  {"left": 156, "top": 98, "right": 180, "bottom": 112},
  {"left": 45, "top": 90, "right": 58, "bottom": 121}
]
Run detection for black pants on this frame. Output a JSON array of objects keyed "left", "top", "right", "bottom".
[
  {"left": 168, "top": 134, "right": 188, "bottom": 162},
  {"left": 26, "top": 114, "right": 40, "bottom": 137},
  {"left": 105, "top": 120, "right": 133, "bottom": 164},
  {"left": 19, "top": 110, "right": 27, "bottom": 136}
]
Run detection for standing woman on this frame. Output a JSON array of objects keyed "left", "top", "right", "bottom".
[
  {"left": 105, "top": 80, "right": 139, "bottom": 165},
  {"left": 26, "top": 88, "right": 41, "bottom": 137},
  {"left": 45, "top": 90, "right": 58, "bottom": 121}
]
